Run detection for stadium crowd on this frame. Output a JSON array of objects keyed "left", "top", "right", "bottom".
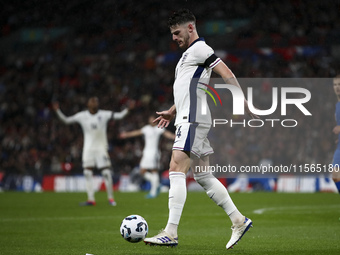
[{"left": 1, "top": 0, "right": 340, "bottom": 189}]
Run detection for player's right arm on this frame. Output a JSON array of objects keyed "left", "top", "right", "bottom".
[
  {"left": 112, "top": 99, "right": 136, "bottom": 120},
  {"left": 120, "top": 129, "right": 143, "bottom": 139},
  {"left": 52, "top": 102, "right": 78, "bottom": 125},
  {"left": 333, "top": 126, "right": 340, "bottom": 135},
  {"left": 154, "top": 104, "right": 176, "bottom": 128}
]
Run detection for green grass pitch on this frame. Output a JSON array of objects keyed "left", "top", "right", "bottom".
[{"left": 0, "top": 191, "right": 339, "bottom": 254}]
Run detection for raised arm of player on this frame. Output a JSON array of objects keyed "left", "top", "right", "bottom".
[
  {"left": 113, "top": 99, "right": 136, "bottom": 120},
  {"left": 52, "top": 101, "right": 77, "bottom": 125},
  {"left": 213, "top": 61, "right": 258, "bottom": 119},
  {"left": 113, "top": 108, "right": 129, "bottom": 120},
  {"left": 333, "top": 125, "right": 340, "bottom": 135},
  {"left": 154, "top": 104, "right": 176, "bottom": 128},
  {"left": 120, "top": 129, "right": 143, "bottom": 139}
]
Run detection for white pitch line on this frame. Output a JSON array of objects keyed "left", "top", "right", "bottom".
[
  {"left": 253, "top": 204, "right": 340, "bottom": 214},
  {"left": 0, "top": 216, "right": 116, "bottom": 223},
  {"left": 1, "top": 213, "right": 171, "bottom": 223}
]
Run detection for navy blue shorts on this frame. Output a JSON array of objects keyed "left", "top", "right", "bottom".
[{"left": 332, "top": 148, "right": 340, "bottom": 167}]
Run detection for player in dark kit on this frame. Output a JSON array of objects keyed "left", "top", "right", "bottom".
[{"left": 332, "top": 75, "right": 340, "bottom": 193}]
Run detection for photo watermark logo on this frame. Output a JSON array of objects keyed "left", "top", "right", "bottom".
[
  {"left": 192, "top": 78, "right": 334, "bottom": 179},
  {"left": 198, "top": 78, "right": 312, "bottom": 128}
]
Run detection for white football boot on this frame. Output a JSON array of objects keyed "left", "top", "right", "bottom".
[
  {"left": 226, "top": 217, "right": 252, "bottom": 249},
  {"left": 144, "top": 230, "right": 178, "bottom": 247}
]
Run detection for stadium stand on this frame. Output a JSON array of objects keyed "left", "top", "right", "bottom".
[{"left": 1, "top": 0, "right": 340, "bottom": 191}]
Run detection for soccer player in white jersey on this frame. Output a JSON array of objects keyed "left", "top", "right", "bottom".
[
  {"left": 144, "top": 9, "right": 257, "bottom": 249},
  {"left": 52, "top": 97, "right": 133, "bottom": 206},
  {"left": 120, "top": 115, "right": 175, "bottom": 198}
]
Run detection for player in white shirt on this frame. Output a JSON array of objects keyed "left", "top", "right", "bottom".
[
  {"left": 52, "top": 97, "right": 133, "bottom": 206},
  {"left": 144, "top": 9, "right": 257, "bottom": 249},
  {"left": 120, "top": 115, "right": 175, "bottom": 198}
]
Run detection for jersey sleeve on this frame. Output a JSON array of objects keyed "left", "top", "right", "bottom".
[
  {"left": 194, "top": 43, "right": 221, "bottom": 69},
  {"left": 100, "top": 110, "right": 114, "bottom": 121},
  {"left": 113, "top": 108, "right": 129, "bottom": 120},
  {"left": 55, "top": 109, "right": 79, "bottom": 124}
]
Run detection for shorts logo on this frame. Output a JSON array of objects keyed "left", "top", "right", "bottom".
[
  {"left": 198, "top": 82, "right": 222, "bottom": 107},
  {"left": 176, "top": 126, "right": 182, "bottom": 138},
  {"left": 199, "top": 82, "right": 311, "bottom": 118}
]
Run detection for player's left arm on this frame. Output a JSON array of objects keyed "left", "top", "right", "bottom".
[
  {"left": 333, "top": 125, "right": 340, "bottom": 135},
  {"left": 112, "top": 100, "right": 136, "bottom": 120},
  {"left": 52, "top": 101, "right": 78, "bottom": 124},
  {"left": 212, "top": 61, "right": 258, "bottom": 119},
  {"left": 113, "top": 108, "right": 129, "bottom": 120},
  {"left": 120, "top": 129, "right": 143, "bottom": 139}
]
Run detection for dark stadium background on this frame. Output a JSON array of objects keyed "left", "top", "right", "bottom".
[{"left": 1, "top": 0, "right": 340, "bottom": 192}]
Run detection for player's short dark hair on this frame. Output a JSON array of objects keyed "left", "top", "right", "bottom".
[{"left": 168, "top": 8, "right": 196, "bottom": 28}]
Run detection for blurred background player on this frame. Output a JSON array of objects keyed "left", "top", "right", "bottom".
[
  {"left": 52, "top": 97, "right": 134, "bottom": 205},
  {"left": 120, "top": 115, "right": 175, "bottom": 198},
  {"left": 332, "top": 75, "right": 340, "bottom": 194},
  {"left": 144, "top": 9, "right": 257, "bottom": 249}
]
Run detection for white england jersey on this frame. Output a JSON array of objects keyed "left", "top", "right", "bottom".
[
  {"left": 141, "top": 125, "right": 165, "bottom": 155},
  {"left": 173, "top": 38, "right": 221, "bottom": 125},
  {"left": 139, "top": 125, "right": 165, "bottom": 169},
  {"left": 56, "top": 108, "right": 128, "bottom": 151}
]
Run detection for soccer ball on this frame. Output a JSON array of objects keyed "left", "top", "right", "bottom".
[{"left": 120, "top": 215, "right": 148, "bottom": 243}]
